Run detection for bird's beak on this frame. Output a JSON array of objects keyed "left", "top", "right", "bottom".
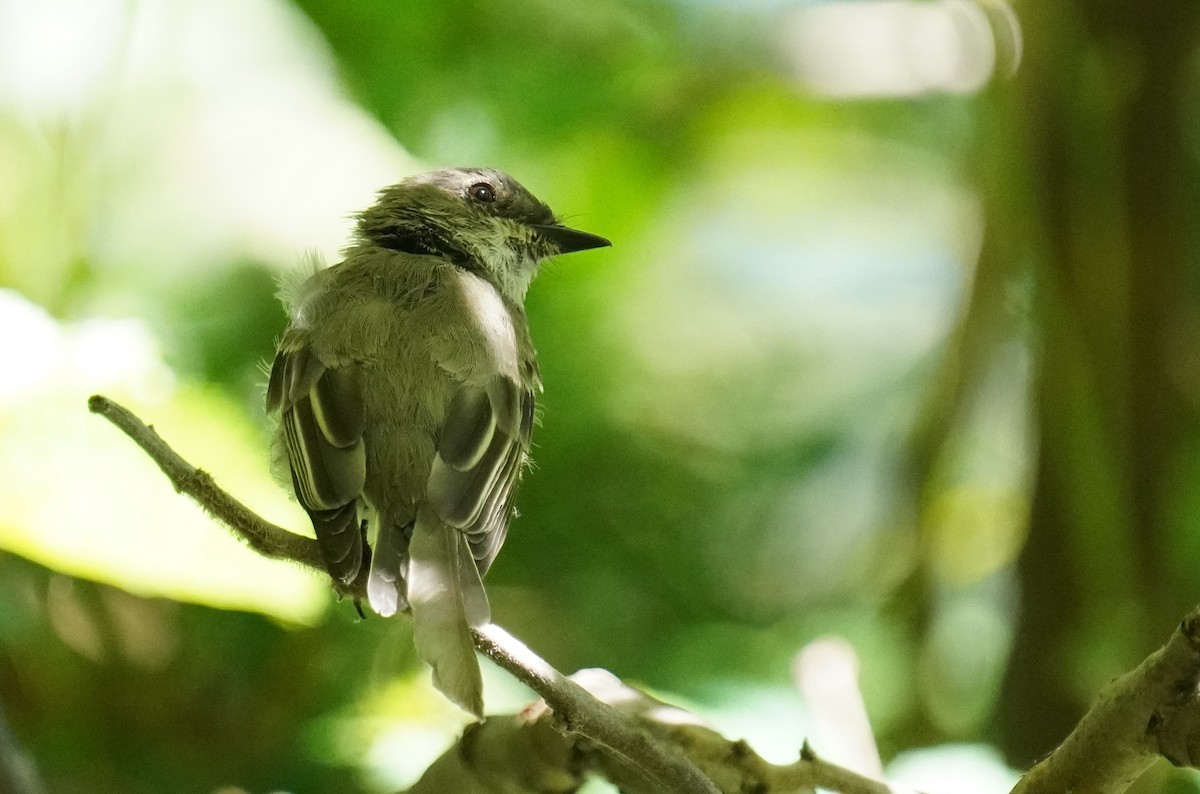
[{"left": 531, "top": 223, "right": 611, "bottom": 254}]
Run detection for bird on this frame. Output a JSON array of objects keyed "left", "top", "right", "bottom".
[{"left": 265, "top": 167, "right": 609, "bottom": 716}]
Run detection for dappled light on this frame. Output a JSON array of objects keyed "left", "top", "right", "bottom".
[
  {"left": 1, "top": 0, "right": 1198, "bottom": 791},
  {"left": 781, "top": 0, "right": 1022, "bottom": 97}
]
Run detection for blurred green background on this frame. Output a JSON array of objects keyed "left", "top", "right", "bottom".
[{"left": 2, "top": 0, "right": 1199, "bottom": 792}]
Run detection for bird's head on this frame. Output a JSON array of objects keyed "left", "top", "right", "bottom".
[{"left": 354, "top": 167, "right": 610, "bottom": 302}]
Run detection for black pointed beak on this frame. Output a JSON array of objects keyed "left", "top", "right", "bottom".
[{"left": 531, "top": 223, "right": 611, "bottom": 254}]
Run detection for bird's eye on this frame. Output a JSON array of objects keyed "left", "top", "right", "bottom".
[{"left": 468, "top": 182, "right": 496, "bottom": 203}]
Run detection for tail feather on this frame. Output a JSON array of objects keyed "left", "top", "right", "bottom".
[
  {"left": 408, "top": 505, "right": 490, "bottom": 717},
  {"left": 367, "top": 517, "right": 410, "bottom": 617}
]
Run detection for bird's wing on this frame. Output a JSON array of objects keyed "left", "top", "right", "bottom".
[
  {"left": 267, "top": 331, "right": 367, "bottom": 584},
  {"left": 427, "top": 374, "right": 534, "bottom": 576}
]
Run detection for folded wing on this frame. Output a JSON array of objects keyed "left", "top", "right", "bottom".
[
  {"left": 427, "top": 374, "right": 534, "bottom": 577},
  {"left": 267, "top": 336, "right": 367, "bottom": 584}
]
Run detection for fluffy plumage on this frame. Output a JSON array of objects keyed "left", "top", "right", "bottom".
[{"left": 267, "top": 168, "right": 608, "bottom": 716}]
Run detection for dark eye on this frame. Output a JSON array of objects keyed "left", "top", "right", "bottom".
[{"left": 468, "top": 182, "right": 496, "bottom": 203}]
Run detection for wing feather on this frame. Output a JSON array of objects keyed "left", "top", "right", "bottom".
[
  {"left": 427, "top": 379, "right": 533, "bottom": 574},
  {"left": 312, "top": 367, "right": 366, "bottom": 448},
  {"left": 428, "top": 426, "right": 510, "bottom": 528},
  {"left": 438, "top": 387, "right": 495, "bottom": 471},
  {"left": 466, "top": 442, "right": 522, "bottom": 574},
  {"left": 270, "top": 342, "right": 367, "bottom": 584}
]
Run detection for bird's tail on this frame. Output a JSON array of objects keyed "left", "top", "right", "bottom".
[
  {"left": 367, "top": 512, "right": 410, "bottom": 618},
  {"left": 407, "top": 503, "right": 490, "bottom": 717}
]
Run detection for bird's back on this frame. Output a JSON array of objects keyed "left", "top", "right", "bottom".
[{"left": 302, "top": 247, "right": 536, "bottom": 522}]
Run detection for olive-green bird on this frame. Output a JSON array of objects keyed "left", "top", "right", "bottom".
[{"left": 266, "top": 168, "right": 608, "bottom": 715}]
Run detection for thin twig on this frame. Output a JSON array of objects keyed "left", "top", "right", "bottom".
[
  {"left": 781, "top": 742, "right": 924, "bottom": 794},
  {"left": 88, "top": 394, "right": 719, "bottom": 794},
  {"left": 87, "top": 395, "right": 325, "bottom": 572}
]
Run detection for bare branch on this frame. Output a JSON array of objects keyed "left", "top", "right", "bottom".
[
  {"left": 87, "top": 394, "right": 719, "bottom": 794},
  {"left": 473, "top": 631, "right": 721, "bottom": 793},
  {"left": 403, "top": 669, "right": 928, "bottom": 794},
  {"left": 1012, "top": 605, "right": 1200, "bottom": 793},
  {"left": 87, "top": 395, "right": 326, "bottom": 573},
  {"left": 84, "top": 394, "right": 1200, "bottom": 794},
  {"left": 783, "top": 743, "right": 924, "bottom": 794}
]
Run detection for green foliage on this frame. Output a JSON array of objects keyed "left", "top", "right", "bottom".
[{"left": 2, "top": 0, "right": 1199, "bottom": 791}]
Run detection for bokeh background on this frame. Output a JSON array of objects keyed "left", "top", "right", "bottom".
[{"left": 2, "top": 0, "right": 1199, "bottom": 792}]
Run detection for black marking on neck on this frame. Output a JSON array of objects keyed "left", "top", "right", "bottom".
[{"left": 365, "top": 224, "right": 473, "bottom": 267}]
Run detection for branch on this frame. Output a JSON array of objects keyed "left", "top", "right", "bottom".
[
  {"left": 404, "top": 669, "right": 927, "bottom": 794},
  {"left": 1012, "top": 605, "right": 1200, "bottom": 794},
  {"left": 85, "top": 394, "right": 1200, "bottom": 794},
  {"left": 86, "top": 395, "right": 326, "bottom": 574},
  {"left": 473, "top": 627, "right": 720, "bottom": 793},
  {"left": 87, "top": 394, "right": 718, "bottom": 794},
  {"left": 787, "top": 743, "right": 922, "bottom": 794}
]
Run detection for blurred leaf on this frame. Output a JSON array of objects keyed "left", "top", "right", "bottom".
[{"left": 0, "top": 291, "right": 324, "bottom": 624}]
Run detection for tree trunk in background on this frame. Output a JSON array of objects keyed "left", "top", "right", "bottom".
[{"left": 998, "top": 0, "right": 1200, "bottom": 764}]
